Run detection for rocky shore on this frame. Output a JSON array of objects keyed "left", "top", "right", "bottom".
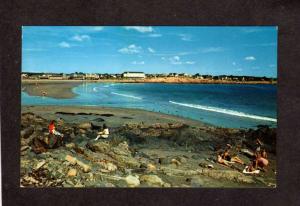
[{"left": 20, "top": 106, "right": 276, "bottom": 188}]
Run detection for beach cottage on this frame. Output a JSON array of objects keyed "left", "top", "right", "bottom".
[{"left": 122, "top": 71, "right": 146, "bottom": 78}]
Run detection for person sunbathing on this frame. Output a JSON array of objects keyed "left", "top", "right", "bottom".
[
  {"left": 217, "top": 152, "right": 232, "bottom": 166},
  {"left": 221, "top": 149, "right": 245, "bottom": 165},
  {"left": 254, "top": 151, "right": 269, "bottom": 171},
  {"left": 95, "top": 124, "right": 109, "bottom": 140}
]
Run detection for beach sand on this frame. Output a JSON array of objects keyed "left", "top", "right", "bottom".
[{"left": 22, "top": 81, "right": 81, "bottom": 99}]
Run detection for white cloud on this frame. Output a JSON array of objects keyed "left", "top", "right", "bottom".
[
  {"left": 132, "top": 61, "right": 145, "bottom": 65},
  {"left": 245, "top": 56, "right": 256, "bottom": 61},
  {"left": 169, "top": 56, "right": 195, "bottom": 65},
  {"left": 124, "top": 26, "right": 153, "bottom": 33},
  {"left": 232, "top": 62, "right": 236, "bottom": 66},
  {"left": 201, "top": 47, "right": 224, "bottom": 53},
  {"left": 179, "top": 34, "right": 192, "bottom": 41},
  {"left": 71, "top": 34, "right": 90, "bottom": 41},
  {"left": 59, "top": 41, "right": 71, "bottom": 48},
  {"left": 169, "top": 56, "right": 182, "bottom": 64},
  {"left": 148, "top": 47, "right": 155, "bottom": 53},
  {"left": 148, "top": 34, "right": 162, "bottom": 38},
  {"left": 118, "top": 44, "right": 142, "bottom": 54},
  {"left": 161, "top": 57, "right": 166, "bottom": 60}
]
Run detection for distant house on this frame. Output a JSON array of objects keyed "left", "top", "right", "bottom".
[
  {"left": 21, "top": 74, "right": 28, "bottom": 79},
  {"left": 49, "top": 74, "right": 64, "bottom": 80},
  {"left": 85, "top": 73, "right": 99, "bottom": 80},
  {"left": 71, "top": 73, "right": 85, "bottom": 80},
  {"left": 168, "top": 73, "right": 178, "bottom": 77},
  {"left": 122, "top": 71, "right": 146, "bottom": 78},
  {"left": 178, "top": 73, "right": 189, "bottom": 77},
  {"left": 39, "top": 74, "right": 49, "bottom": 79}
]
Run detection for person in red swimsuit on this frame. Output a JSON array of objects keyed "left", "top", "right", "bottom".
[{"left": 48, "top": 120, "right": 64, "bottom": 137}]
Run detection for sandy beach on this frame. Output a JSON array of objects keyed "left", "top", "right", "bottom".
[
  {"left": 21, "top": 105, "right": 276, "bottom": 188},
  {"left": 22, "top": 81, "right": 81, "bottom": 99}
]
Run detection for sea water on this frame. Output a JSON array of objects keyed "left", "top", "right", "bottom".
[{"left": 21, "top": 83, "right": 277, "bottom": 129}]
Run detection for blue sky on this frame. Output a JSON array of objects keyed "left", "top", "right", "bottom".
[{"left": 22, "top": 26, "right": 277, "bottom": 77}]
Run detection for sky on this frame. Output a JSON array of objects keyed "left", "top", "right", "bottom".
[{"left": 22, "top": 26, "right": 277, "bottom": 77}]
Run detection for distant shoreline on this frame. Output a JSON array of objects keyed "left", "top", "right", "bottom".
[{"left": 22, "top": 78, "right": 277, "bottom": 85}]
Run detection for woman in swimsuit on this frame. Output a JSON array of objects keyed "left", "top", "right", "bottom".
[{"left": 222, "top": 149, "right": 245, "bottom": 165}]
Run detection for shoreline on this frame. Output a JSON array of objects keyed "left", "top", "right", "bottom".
[
  {"left": 22, "top": 78, "right": 277, "bottom": 85},
  {"left": 21, "top": 105, "right": 213, "bottom": 129}
]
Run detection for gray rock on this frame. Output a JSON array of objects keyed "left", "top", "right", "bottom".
[
  {"left": 158, "top": 157, "right": 171, "bottom": 165},
  {"left": 78, "top": 122, "right": 92, "bottom": 130},
  {"left": 86, "top": 141, "right": 110, "bottom": 153},
  {"left": 139, "top": 175, "right": 165, "bottom": 187},
  {"left": 125, "top": 175, "right": 140, "bottom": 187},
  {"left": 21, "top": 127, "right": 34, "bottom": 139}
]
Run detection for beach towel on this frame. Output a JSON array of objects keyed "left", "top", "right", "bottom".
[{"left": 243, "top": 166, "right": 260, "bottom": 174}]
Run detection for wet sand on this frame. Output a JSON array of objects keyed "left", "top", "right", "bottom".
[
  {"left": 22, "top": 81, "right": 81, "bottom": 99},
  {"left": 22, "top": 105, "right": 210, "bottom": 128}
]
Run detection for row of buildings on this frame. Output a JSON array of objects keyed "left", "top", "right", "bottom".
[{"left": 21, "top": 71, "right": 276, "bottom": 82}]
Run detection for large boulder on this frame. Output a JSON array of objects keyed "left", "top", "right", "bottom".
[
  {"left": 31, "top": 137, "right": 47, "bottom": 154},
  {"left": 125, "top": 175, "right": 140, "bottom": 187},
  {"left": 86, "top": 141, "right": 110, "bottom": 153},
  {"left": 21, "top": 127, "right": 34, "bottom": 139},
  {"left": 140, "top": 175, "right": 165, "bottom": 187},
  {"left": 78, "top": 122, "right": 92, "bottom": 130},
  {"left": 111, "top": 141, "right": 130, "bottom": 156}
]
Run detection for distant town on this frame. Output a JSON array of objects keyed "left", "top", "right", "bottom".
[{"left": 21, "top": 71, "right": 277, "bottom": 84}]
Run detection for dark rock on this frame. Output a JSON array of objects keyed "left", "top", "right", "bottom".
[
  {"left": 100, "top": 114, "right": 114, "bottom": 117},
  {"left": 86, "top": 141, "right": 110, "bottom": 153},
  {"left": 56, "top": 112, "right": 76, "bottom": 115},
  {"left": 121, "top": 116, "right": 133, "bottom": 119},
  {"left": 93, "top": 117, "right": 105, "bottom": 122},
  {"left": 91, "top": 122, "right": 103, "bottom": 130},
  {"left": 158, "top": 157, "right": 171, "bottom": 165},
  {"left": 31, "top": 137, "right": 48, "bottom": 154}
]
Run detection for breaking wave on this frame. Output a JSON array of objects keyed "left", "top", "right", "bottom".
[
  {"left": 111, "top": 92, "right": 142, "bottom": 100},
  {"left": 169, "top": 101, "right": 277, "bottom": 122}
]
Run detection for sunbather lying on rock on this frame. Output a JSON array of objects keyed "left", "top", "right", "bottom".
[
  {"left": 217, "top": 149, "right": 245, "bottom": 166},
  {"left": 217, "top": 152, "right": 233, "bottom": 166}
]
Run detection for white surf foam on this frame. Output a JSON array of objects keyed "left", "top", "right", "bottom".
[
  {"left": 111, "top": 92, "right": 142, "bottom": 100},
  {"left": 93, "top": 87, "right": 98, "bottom": 92},
  {"left": 169, "top": 101, "right": 277, "bottom": 122}
]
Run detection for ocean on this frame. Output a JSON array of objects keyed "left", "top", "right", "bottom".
[{"left": 21, "top": 83, "right": 277, "bottom": 129}]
